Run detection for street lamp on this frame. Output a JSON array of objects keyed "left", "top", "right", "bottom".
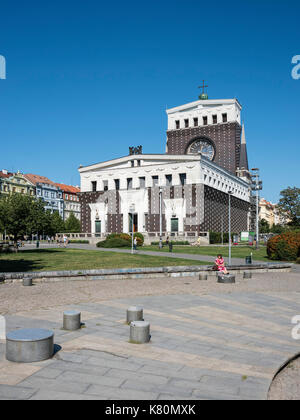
[
  {"left": 159, "top": 186, "right": 163, "bottom": 249},
  {"left": 228, "top": 190, "right": 233, "bottom": 266},
  {"left": 251, "top": 168, "right": 263, "bottom": 249},
  {"left": 129, "top": 204, "right": 135, "bottom": 254}
]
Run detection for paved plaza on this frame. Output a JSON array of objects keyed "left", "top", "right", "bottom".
[{"left": 0, "top": 268, "right": 300, "bottom": 400}]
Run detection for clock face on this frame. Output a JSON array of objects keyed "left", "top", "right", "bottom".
[{"left": 187, "top": 138, "right": 215, "bottom": 161}]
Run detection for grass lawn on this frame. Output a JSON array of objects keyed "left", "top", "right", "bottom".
[
  {"left": 0, "top": 249, "right": 210, "bottom": 273},
  {"left": 140, "top": 244, "right": 269, "bottom": 261}
]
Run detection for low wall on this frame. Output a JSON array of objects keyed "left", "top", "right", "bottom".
[{"left": 0, "top": 263, "right": 292, "bottom": 284}]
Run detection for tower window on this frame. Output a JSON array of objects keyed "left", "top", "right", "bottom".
[
  {"left": 114, "top": 179, "right": 120, "bottom": 190},
  {"left": 152, "top": 175, "right": 159, "bottom": 187},
  {"left": 193, "top": 117, "right": 198, "bottom": 127},
  {"left": 127, "top": 178, "right": 133, "bottom": 190},
  {"left": 103, "top": 180, "right": 108, "bottom": 191},
  {"left": 184, "top": 119, "right": 189, "bottom": 128},
  {"left": 166, "top": 174, "right": 172, "bottom": 186},
  {"left": 175, "top": 120, "right": 180, "bottom": 129},
  {"left": 212, "top": 115, "right": 217, "bottom": 124},
  {"left": 139, "top": 177, "right": 145, "bottom": 188},
  {"left": 203, "top": 116, "right": 208, "bottom": 125},
  {"left": 91, "top": 181, "right": 97, "bottom": 192},
  {"left": 131, "top": 161, "right": 134, "bottom": 167},
  {"left": 222, "top": 113, "right": 227, "bottom": 123},
  {"left": 179, "top": 173, "right": 186, "bottom": 186}
]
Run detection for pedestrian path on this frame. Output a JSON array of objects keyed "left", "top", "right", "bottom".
[{"left": 1, "top": 292, "right": 299, "bottom": 400}]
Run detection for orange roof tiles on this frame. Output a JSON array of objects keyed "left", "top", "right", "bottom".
[{"left": 54, "top": 183, "right": 80, "bottom": 194}]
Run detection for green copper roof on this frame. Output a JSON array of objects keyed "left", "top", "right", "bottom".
[{"left": 199, "top": 93, "right": 208, "bottom": 100}]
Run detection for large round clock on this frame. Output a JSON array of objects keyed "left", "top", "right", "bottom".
[{"left": 186, "top": 138, "right": 215, "bottom": 161}]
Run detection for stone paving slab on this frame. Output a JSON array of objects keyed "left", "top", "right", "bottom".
[{"left": 1, "top": 291, "right": 300, "bottom": 400}]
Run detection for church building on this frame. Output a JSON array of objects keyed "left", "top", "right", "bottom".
[{"left": 78, "top": 89, "right": 251, "bottom": 243}]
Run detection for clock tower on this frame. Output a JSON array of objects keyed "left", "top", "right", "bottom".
[{"left": 166, "top": 90, "right": 248, "bottom": 175}]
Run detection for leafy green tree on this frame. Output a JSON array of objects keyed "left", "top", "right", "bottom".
[
  {"left": 277, "top": 187, "right": 300, "bottom": 226},
  {"left": 259, "top": 218, "right": 270, "bottom": 233},
  {"left": 0, "top": 194, "right": 48, "bottom": 243},
  {"left": 50, "top": 211, "right": 65, "bottom": 235},
  {"left": 65, "top": 212, "right": 81, "bottom": 233}
]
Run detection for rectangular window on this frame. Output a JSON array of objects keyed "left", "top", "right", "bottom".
[
  {"left": 137, "top": 160, "right": 141, "bottom": 167},
  {"left": 203, "top": 116, "right": 208, "bottom": 125},
  {"left": 91, "top": 181, "right": 97, "bottom": 192},
  {"left": 166, "top": 174, "right": 172, "bottom": 186},
  {"left": 152, "top": 175, "right": 159, "bottom": 187},
  {"left": 222, "top": 113, "right": 227, "bottom": 123},
  {"left": 139, "top": 177, "right": 145, "bottom": 188},
  {"left": 175, "top": 120, "right": 180, "bottom": 129},
  {"left": 131, "top": 161, "right": 134, "bottom": 167},
  {"left": 114, "top": 179, "right": 120, "bottom": 190},
  {"left": 127, "top": 178, "right": 133, "bottom": 190},
  {"left": 103, "top": 180, "right": 108, "bottom": 191},
  {"left": 193, "top": 117, "right": 198, "bottom": 127},
  {"left": 212, "top": 115, "right": 217, "bottom": 124},
  {"left": 184, "top": 119, "right": 189, "bottom": 128},
  {"left": 179, "top": 173, "right": 186, "bottom": 186}
]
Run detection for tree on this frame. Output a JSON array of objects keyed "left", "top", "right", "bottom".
[
  {"left": 259, "top": 218, "right": 270, "bottom": 233},
  {"left": 50, "top": 211, "right": 65, "bottom": 236},
  {"left": 277, "top": 187, "right": 300, "bottom": 226},
  {"left": 65, "top": 212, "right": 81, "bottom": 233},
  {"left": 0, "top": 194, "right": 48, "bottom": 244}
]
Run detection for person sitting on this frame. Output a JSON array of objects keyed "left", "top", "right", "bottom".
[{"left": 215, "top": 254, "right": 228, "bottom": 274}]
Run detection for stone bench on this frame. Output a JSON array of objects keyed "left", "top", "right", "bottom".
[
  {"left": 217, "top": 274, "right": 236, "bottom": 284},
  {"left": 6, "top": 328, "right": 54, "bottom": 363}
]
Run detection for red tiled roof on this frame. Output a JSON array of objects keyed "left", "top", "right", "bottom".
[
  {"left": 0, "top": 171, "right": 13, "bottom": 179},
  {"left": 24, "top": 174, "right": 55, "bottom": 186},
  {"left": 54, "top": 183, "right": 80, "bottom": 194}
]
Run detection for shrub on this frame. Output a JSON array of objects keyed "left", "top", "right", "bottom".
[
  {"left": 101, "top": 233, "right": 144, "bottom": 247},
  {"left": 267, "top": 232, "right": 300, "bottom": 261},
  {"left": 209, "top": 232, "right": 237, "bottom": 244},
  {"left": 150, "top": 240, "right": 190, "bottom": 246},
  {"left": 68, "top": 240, "right": 89, "bottom": 244},
  {"left": 96, "top": 238, "right": 131, "bottom": 248},
  {"left": 134, "top": 232, "right": 144, "bottom": 245}
]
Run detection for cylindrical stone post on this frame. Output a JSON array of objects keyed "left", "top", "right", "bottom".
[
  {"left": 199, "top": 274, "right": 208, "bottom": 280},
  {"left": 126, "top": 306, "right": 143, "bottom": 324},
  {"left": 6, "top": 328, "right": 54, "bottom": 363},
  {"left": 63, "top": 310, "right": 81, "bottom": 331},
  {"left": 23, "top": 277, "right": 33, "bottom": 287},
  {"left": 217, "top": 274, "right": 236, "bottom": 284},
  {"left": 243, "top": 271, "right": 252, "bottom": 279},
  {"left": 130, "top": 321, "right": 150, "bottom": 344}
]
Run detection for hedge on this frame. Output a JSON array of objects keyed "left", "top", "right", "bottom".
[
  {"left": 96, "top": 232, "right": 144, "bottom": 248},
  {"left": 267, "top": 232, "right": 300, "bottom": 261}
]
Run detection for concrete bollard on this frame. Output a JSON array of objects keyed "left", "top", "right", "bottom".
[
  {"left": 217, "top": 274, "right": 236, "bottom": 284},
  {"left": 23, "top": 277, "right": 33, "bottom": 287},
  {"left": 243, "top": 271, "right": 252, "bottom": 279},
  {"left": 63, "top": 310, "right": 81, "bottom": 331},
  {"left": 199, "top": 273, "right": 208, "bottom": 280},
  {"left": 6, "top": 328, "right": 54, "bottom": 363},
  {"left": 130, "top": 321, "right": 150, "bottom": 344},
  {"left": 126, "top": 306, "right": 144, "bottom": 324}
]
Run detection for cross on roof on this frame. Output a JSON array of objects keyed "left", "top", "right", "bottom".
[{"left": 198, "top": 80, "right": 208, "bottom": 94}]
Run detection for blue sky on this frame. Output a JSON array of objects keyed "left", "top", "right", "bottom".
[{"left": 0, "top": 0, "right": 299, "bottom": 202}]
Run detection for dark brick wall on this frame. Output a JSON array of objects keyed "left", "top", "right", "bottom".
[
  {"left": 201, "top": 185, "right": 249, "bottom": 232},
  {"left": 166, "top": 122, "right": 242, "bottom": 174},
  {"left": 79, "top": 191, "right": 103, "bottom": 233}
]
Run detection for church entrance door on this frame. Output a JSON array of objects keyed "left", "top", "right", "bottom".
[
  {"left": 95, "top": 220, "right": 101, "bottom": 236},
  {"left": 171, "top": 218, "right": 179, "bottom": 233},
  {"left": 129, "top": 214, "right": 138, "bottom": 233}
]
